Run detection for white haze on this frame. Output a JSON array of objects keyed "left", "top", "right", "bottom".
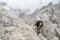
[{"left": 0, "top": 0, "right": 60, "bottom": 14}]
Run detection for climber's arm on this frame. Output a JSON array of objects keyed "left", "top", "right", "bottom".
[{"left": 34, "top": 22, "right": 37, "bottom": 26}]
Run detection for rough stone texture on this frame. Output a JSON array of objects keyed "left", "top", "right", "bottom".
[
  {"left": 0, "top": 6, "right": 41, "bottom": 40},
  {"left": 0, "top": 3, "right": 60, "bottom": 40},
  {"left": 18, "top": 3, "right": 60, "bottom": 40}
]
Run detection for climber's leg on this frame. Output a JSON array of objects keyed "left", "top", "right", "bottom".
[{"left": 37, "top": 27, "right": 40, "bottom": 35}]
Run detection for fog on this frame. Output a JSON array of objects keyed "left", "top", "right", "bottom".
[{"left": 0, "top": 0, "right": 60, "bottom": 11}]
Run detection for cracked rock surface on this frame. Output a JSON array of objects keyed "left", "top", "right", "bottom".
[{"left": 0, "top": 3, "right": 60, "bottom": 40}]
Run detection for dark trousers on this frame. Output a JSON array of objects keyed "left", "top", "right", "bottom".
[{"left": 36, "top": 26, "right": 41, "bottom": 35}]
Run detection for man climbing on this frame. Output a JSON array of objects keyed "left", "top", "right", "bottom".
[{"left": 34, "top": 17, "right": 43, "bottom": 35}]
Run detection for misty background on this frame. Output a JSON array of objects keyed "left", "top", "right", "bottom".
[{"left": 0, "top": 0, "right": 60, "bottom": 12}]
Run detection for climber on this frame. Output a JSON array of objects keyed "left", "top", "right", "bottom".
[{"left": 34, "top": 17, "right": 43, "bottom": 35}]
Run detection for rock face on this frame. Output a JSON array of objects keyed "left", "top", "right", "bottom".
[
  {"left": 0, "top": 6, "right": 41, "bottom": 40},
  {"left": 18, "top": 3, "right": 60, "bottom": 40},
  {"left": 0, "top": 3, "right": 60, "bottom": 40}
]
